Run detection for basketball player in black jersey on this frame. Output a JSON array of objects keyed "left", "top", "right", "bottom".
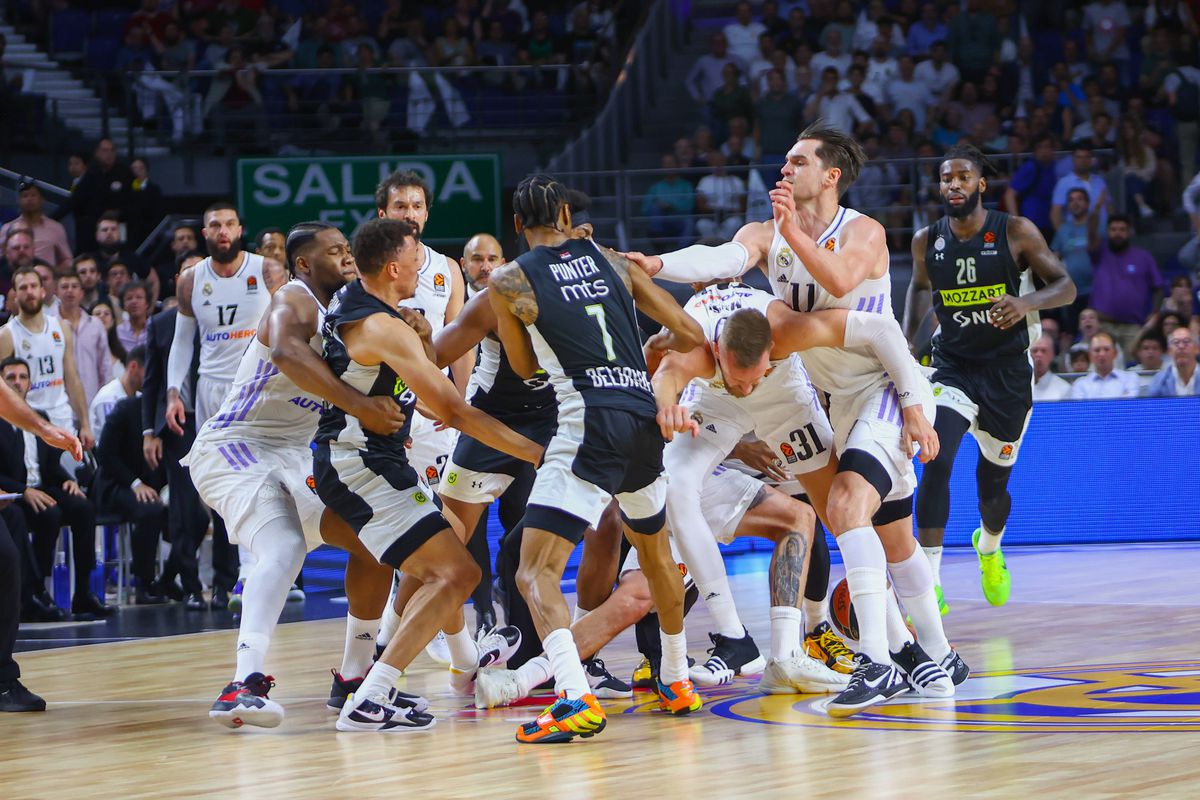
[
  {"left": 488, "top": 176, "right": 706, "bottom": 743},
  {"left": 314, "top": 218, "right": 543, "bottom": 733},
  {"left": 904, "top": 145, "right": 1075, "bottom": 612}
]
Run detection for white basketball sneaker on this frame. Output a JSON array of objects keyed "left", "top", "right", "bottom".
[
  {"left": 759, "top": 654, "right": 851, "bottom": 695},
  {"left": 474, "top": 668, "right": 526, "bottom": 709},
  {"left": 425, "top": 631, "right": 452, "bottom": 665}
]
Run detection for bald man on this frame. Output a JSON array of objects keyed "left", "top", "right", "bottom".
[{"left": 460, "top": 233, "right": 504, "bottom": 294}]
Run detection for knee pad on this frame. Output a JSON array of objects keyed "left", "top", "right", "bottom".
[{"left": 976, "top": 459, "right": 1014, "bottom": 531}]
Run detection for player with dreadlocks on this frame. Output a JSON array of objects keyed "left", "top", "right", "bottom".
[{"left": 903, "top": 144, "right": 1076, "bottom": 612}]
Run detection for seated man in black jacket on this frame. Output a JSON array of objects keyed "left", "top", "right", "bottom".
[
  {"left": 96, "top": 392, "right": 169, "bottom": 605},
  {"left": 0, "top": 357, "right": 112, "bottom": 618}
]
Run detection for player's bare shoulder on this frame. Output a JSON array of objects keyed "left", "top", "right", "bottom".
[
  {"left": 594, "top": 243, "right": 635, "bottom": 293},
  {"left": 489, "top": 262, "right": 538, "bottom": 325},
  {"left": 1004, "top": 214, "right": 1050, "bottom": 262}
]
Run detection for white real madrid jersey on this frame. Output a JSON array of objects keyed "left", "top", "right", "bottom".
[
  {"left": 6, "top": 314, "right": 71, "bottom": 420},
  {"left": 192, "top": 252, "right": 271, "bottom": 384},
  {"left": 199, "top": 280, "right": 326, "bottom": 446},
  {"left": 398, "top": 243, "right": 453, "bottom": 336},
  {"left": 767, "top": 206, "right": 894, "bottom": 396}
]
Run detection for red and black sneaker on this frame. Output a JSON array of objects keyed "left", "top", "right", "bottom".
[
  {"left": 209, "top": 672, "right": 284, "bottom": 729},
  {"left": 327, "top": 670, "right": 364, "bottom": 712}
]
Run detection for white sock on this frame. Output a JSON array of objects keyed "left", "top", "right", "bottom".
[
  {"left": 803, "top": 596, "right": 829, "bottom": 634},
  {"left": 770, "top": 606, "right": 802, "bottom": 660},
  {"left": 889, "top": 548, "right": 952, "bottom": 661},
  {"left": 445, "top": 626, "right": 478, "bottom": 673},
  {"left": 232, "top": 520, "right": 305, "bottom": 682},
  {"left": 700, "top": 576, "right": 744, "bottom": 639},
  {"left": 922, "top": 546, "right": 944, "bottom": 586},
  {"left": 234, "top": 632, "right": 269, "bottom": 682},
  {"left": 977, "top": 524, "right": 1004, "bottom": 555},
  {"left": 515, "top": 656, "right": 553, "bottom": 697},
  {"left": 659, "top": 629, "right": 689, "bottom": 684},
  {"left": 340, "top": 614, "right": 380, "bottom": 679},
  {"left": 572, "top": 605, "right": 590, "bottom": 625},
  {"left": 884, "top": 590, "right": 914, "bottom": 652},
  {"left": 837, "top": 527, "right": 889, "bottom": 664},
  {"left": 377, "top": 580, "right": 402, "bottom": 646},
  {"left": 358, "top": 661, "right": 402, "bottom": 700},
  {"left": 542, "top": 628, "right": 591, "bottom": 699}
]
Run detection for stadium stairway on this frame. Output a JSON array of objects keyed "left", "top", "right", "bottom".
[{"left": 0, "top": 12, "right": 168, "bottom": 157}]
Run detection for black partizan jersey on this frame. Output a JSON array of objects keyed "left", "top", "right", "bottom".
[
  {"left": 467, "top": 332, "right": 556, "bottom": 418},
  {"left": 516, "top": 239, "right": 657, "bottom": 419},
  {"left": 315, "top": 280, "right": 416, "bottom": 460},
  {"left": 925, "top": 210, "right": 1038, "bottom": 361}
]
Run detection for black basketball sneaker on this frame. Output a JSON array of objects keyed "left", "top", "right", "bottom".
[
  {"left": 690, "top": 627, "right": 767, "bottom": 686},
  {"left": 891, "top": 640, "right": 954, "bottom": 697},
  {"left": 209, "top": 672, "right": 283, "bottom": 729},
  {"left": 826, "top": 654, "right": 910, "bottom": 718},
  {"left": 328, "top": 668, "right": 429, "bottom": 713},
  {"left": 940, "top": 649, "right": 971, "bottom": 686},
  {"left": 336, "top": 686, "right": 435, "bottom": 733}
]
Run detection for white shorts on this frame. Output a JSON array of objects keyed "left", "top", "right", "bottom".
[
  {"left": 184, "top": 437, "right": 324, "bottom": 552},
  {"left": 619, "top": 536, "right": 694, "bottom": 592},
  {"left": 196, "top": 375, "right": 232, "bottom": 427},
  {"left": 407, "top": 415, "right": 455, "bottom": 489},
  {"left": 438, "top": 457, "right": 515, "bottom": 505},
  {"left": 829, "top": 375, "right": 936, "bottom": 503},
  {"left": 679, "top": 354, "right": 834, "bottom": 478},
  {"left": 702, "top": 465, "right": 765, "bottom": 545}
]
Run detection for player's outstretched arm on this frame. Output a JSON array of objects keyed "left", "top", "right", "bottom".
[
  {"left": 623, "top": 220, "right": 772, "bottom": 282},
  {"left": 433, "top": 288, "right": 495, "bottom": 369},
  {"left": 650, "top": 346, "right": 713, "bottom": 441},
  {"left": 486, "top": 264, "right": 541, "bottom": 379},
  {"left": 349, "top": 314, "right": 543, "bottom": 466},
  {"left": 267, "top": 286, "right": 405, "bottom": 436},
  {"left": 988, "top": 216, "right": 1077, "bottom": 330},
  {"left": 599, "top": 246, "right": 704, "bottom": 354},
  {"left": 165, "top": 266, "right": 197, "bottom": 435},
  {"left": 0, "top": 379, "right": 82, "bottom": 460},
  {"left": 904, "top": 227, "right": 934, "bottom": 348},
  {"left": 769, "top": 182, "right": 888, "bottom": 297}
]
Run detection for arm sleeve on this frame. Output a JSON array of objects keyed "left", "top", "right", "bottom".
[
  {"left": 843, "top": 311, "right": 927, "bottom": 408},
  {"left": 657, "top": 241, "right": 752, "bottom": 283},
  {"left": 166, "top": 312, "right": 197, "bottom": 394}
]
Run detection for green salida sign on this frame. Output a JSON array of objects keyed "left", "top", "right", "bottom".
[{"left": 235, "top": 154, "right": 501, "bottom": 244}]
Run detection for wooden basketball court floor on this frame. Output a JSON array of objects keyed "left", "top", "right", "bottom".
[{"left": 5, "top": 543, "right": 1200, "bottom": 799}]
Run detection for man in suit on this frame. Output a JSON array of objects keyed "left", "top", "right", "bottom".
[
  {"left": 0, "top": 364, "right": 82, "bottom": 712},
  {"left": 96, "top": 393, "right": 169, "bottom": 603},
  {"left": 142, "top": 303, "right": 225, "bottom": 610},
  {"left": 0, "top": 357, "right": 112, "bottom": 619}
]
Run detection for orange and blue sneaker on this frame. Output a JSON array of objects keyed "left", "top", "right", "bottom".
[
  {"left": 655, "top": 677, "right": 702, "bottom": 715},
  {"left": 515, "top": 693, "right": 606, "bottom": 744}
]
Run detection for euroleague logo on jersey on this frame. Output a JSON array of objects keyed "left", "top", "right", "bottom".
[
  {"left": 305, "top": 475, "right": 318, "bottom": 494},
  {"left": 706, "top": 660, "right": 1200, "bottom": 733},
  {"left": 779, "top": 442, "right": 798, "bottom": 464},
  {"left": 433, "top": 273, "right": 446, "bottom": 294},
  {"left": 824, "top": 237, "right": 836, "bottom": 252},
  {"left": 247, "top": 275, "right": 258, "bottom": 293}
]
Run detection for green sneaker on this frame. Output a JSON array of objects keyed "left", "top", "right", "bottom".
[
  {"left": 934, "top": 584, "right": 949, "bottom": 616},
  {"left": 971, "top": 529, "right": 1011, "bottom": 606}
]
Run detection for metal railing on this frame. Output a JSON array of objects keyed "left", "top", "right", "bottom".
[
  {"left": 544, "top": 0, "right": 688, "bottom": 177},
  {"left": 545, "top": 150, "right": 1120, "bottom": 253}
]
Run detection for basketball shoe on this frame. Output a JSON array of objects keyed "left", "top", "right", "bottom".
[
  {"left": 760, "top": 653, "right": 851, "bottom": 695},
  {"left": 972, "top": 529, "right": 1011, "bottom": 606},
  {"left": 826, "top": 655, "right": 909, "bottom": 718},
  {"left": 425, "top": 631, "right": 452, "bottom": 665},
  {"left": 227, "top": 579, "right": 244, "bottom": 613},
  {"left": 934, "top": 585, "right": 949, "bottom": 615},
  {"left": 655, "top": 677, "right": 702, "bottom": 715},
  {"left": 890, "top": 641, "right": 954, "bottom": 697},
  {"left": 209, "top": 673, "right": 283, "bottom": 728},
  {"left": 474, "top": 668, "right": 524, "bottom": 709},
  {"left": 631, "top": 657, "right": 655, "bottom": 690},
  {"left": 516, "top": 693, "right": 606, "bottom": 743},
  {"left": 803, "top": 622, "right": 856, "bottom": 674},
  {"left": 940, "top": 649, "right": 971, "bottom": 686},
  {"left": 327, "top": 669, "right": 428, "bottom": 713},
  {"left": 689, "top": 628, "right": 766, "bottom": 686},
  {"left": 585, "top": 658, "right": 633, "bottom": 699},
  {"left": 450, "top": 625, "right": 524, "bottom": 696},
  {"left": 336, "top": 687, "right": 435, "bottom": 733}
]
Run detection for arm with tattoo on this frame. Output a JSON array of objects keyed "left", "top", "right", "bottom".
[{"left": 486, "top": 263, "right": 541, "bottom": 379}]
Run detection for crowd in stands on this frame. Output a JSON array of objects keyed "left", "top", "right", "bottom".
[
  {"left": 640, "top": 0, "right": 1200, "bottom": 396},
  {"left": 20, "top": 0, "right": 633, "bottom": 149}
]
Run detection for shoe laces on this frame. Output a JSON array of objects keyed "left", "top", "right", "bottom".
[
  {"left": 844, "top": 655, "right": 873, "bottom": 691},
  {"left": 819, "top": 629, "right": 854, "bottom": 659},
  {"left": 587, "top": 658, "right": 611, "bottom": 677}
]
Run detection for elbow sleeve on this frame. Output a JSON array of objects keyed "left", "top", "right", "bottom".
[
  {"left": 658, "top": 241, "right": 750, "bottom": 283},
  {"left": 844, "top": 312, "right": 925, "bottom": 408}
]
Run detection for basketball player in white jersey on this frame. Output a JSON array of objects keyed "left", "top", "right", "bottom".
[
  {"left": 629, "top": 123, "right": 967, "bottom": 716},
  {"left": 650, "top": 281, "right": 936, "bottom": 692},
  {"left": 166, "top": 202, "right": 273, "bottom": 608},
  {"left": 374, "top": 170, "right": 477, "bottom": 662},
  {"left": 193, "top": 222, "right": 407, "bottom": 727},
  {"left": 0, "top": 267, "right": 95, "bottom": 448}
]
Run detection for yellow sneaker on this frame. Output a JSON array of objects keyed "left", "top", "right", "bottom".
[
  {"left": 631, "top": 657, "right": 655, "bottom": 690},
  {"left": 804, "top": 621, "right": 855, "bottom": 675},
  {"left": 972, "top": 529, "right": 1011, "bottom": 606},
  {"left": 515, "top": 693, "right": 606, "bottom": 744}
]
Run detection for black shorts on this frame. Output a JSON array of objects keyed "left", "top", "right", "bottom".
[
  {"left": 450, "top": 408, "right": 558, "bottom": 478},
  {"left": 930, "top": 350, "right": 1033, "bottom": 449}
]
